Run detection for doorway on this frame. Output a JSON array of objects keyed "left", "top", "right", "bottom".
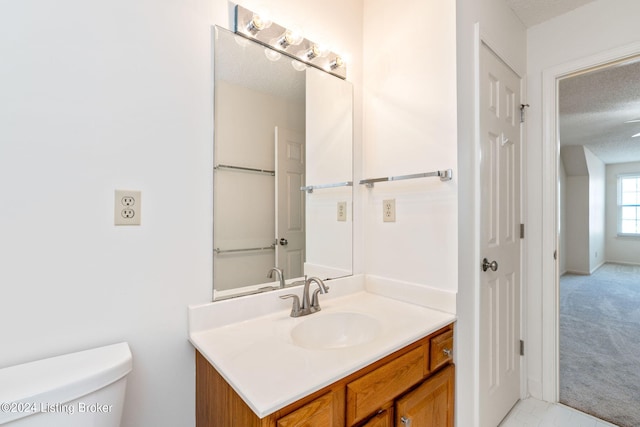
[{"left": 557, "top": 57, "right": 640, "bottom": 427}]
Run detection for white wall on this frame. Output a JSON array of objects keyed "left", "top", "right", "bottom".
[
  {"left": 526, "top": 0, "right": 640, "bottom": 401},
  {"left": 559, "top": 159, "right": 567, "bottom": 274},
  {"left": 565, "top": 175, "right": 590, "bottom": 273},
  {"left": 0, "top": 1, "right": 363, "bottom": 426},
  {"left": 456, "top": 0, "right": 526, "bottom": 425},
  {"left": 305, "top": 69, "right": 353, "bottom": 278},
  {"left": 362, "top": 0, "right": 457, "bottom": 287},
  {"left": 560, "top": 146, "right": 605, "bottom": 274},
  {"left": 606, "top": 162, "right": 640, "bottom": 265},
  {"left": 0, "top": 1, "right": 214, "bottom": 426},
  {"left": 585, "top": 148, "right": 606, "bottom": 272}
]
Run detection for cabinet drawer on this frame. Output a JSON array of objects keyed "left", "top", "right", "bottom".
[
  {"left": 277, "top": 392, "right": 339, "bottom": 427},
  {"left": 346, "top": 345, "right": 426, "bottom": 425},
  {"left": 429, "top": 329, "right": 453, "bottom": 372}
]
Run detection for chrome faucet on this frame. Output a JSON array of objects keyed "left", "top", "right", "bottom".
[
  {"left": 280, "top": 277, "right": 329, "bottom": 317},
  {"left": 267, "top": 267, "right": 285, "bottom": 289}
]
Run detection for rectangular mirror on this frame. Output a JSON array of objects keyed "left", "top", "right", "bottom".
[{"left": 212, "top": 26, "right": 353, "bottom": 300}]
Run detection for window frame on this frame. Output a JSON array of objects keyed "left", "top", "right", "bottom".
[{"left": 617, "top": 173, "right": 640, "bottom": 237}]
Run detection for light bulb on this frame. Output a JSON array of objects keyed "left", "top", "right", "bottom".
[
  {"left": 305, "top": 44, "right": 321, "bottom": 60},
  {"left": 291, "top": 60, "right": 307, "bottom": 72},
  {"left": 246, "top": 12, "right": 271, "bottom": 35},
  {"left": 329, "top": 56, "right": 344, "bottom": 70},
  {"left": 264, "top": 48, "right": 281, "bottom": 62},
  {"left": 277, "top": 28, "right": 303, "bottom": 49}
]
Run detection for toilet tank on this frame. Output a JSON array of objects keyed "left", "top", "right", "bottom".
[{"left": 0, "top": 342, "right": 132, "bottom": 426}]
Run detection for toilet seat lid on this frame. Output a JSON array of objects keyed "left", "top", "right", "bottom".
[{"left": 0, "top": 342, "right": 132, "bottom": 423}]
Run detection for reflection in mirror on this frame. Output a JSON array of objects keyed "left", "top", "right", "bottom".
[{"left": 212, "top": 26, "right": 353, "bottom": 300}]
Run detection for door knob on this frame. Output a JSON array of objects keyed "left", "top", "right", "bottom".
[
  {"left": 482, "top": 258, "right": 498, "bottom": 272},
  {"left": 279, "top": 238, "right": 288, "bottom": 246}
]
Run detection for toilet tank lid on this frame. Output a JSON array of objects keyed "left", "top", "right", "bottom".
[{"left": 0, "top": 342, "right": 132, "bottom": 423}]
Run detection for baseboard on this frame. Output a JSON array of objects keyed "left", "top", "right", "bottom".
[
  {"left": 564, "top": 269, "right": 590, "bottom": 275},
  {"left": 527, "top": 377, "right": 543, "bottom": 401},
  {"left": 589, "top": 261, "right": 605, "bottom": 274},
  {"left": 604, "top": 260, "right": 640, "bottom": 267}
]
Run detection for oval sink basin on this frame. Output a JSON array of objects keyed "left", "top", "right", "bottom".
[{"left": 290, "top": 312, "right": 381, "bottom": 350}]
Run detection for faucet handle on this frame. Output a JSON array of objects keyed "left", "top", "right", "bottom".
[{"left": 280, "top": 294, "right": 301, "bottom": 317}]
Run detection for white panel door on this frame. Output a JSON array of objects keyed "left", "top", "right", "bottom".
[
  {"left": 479, "top": 43, "right": 522, "bottom": 427},
  {"left": 275, "top": 126, "right": 305, "bottom": 280}
]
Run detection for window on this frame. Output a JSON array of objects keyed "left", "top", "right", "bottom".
[{"left": 618, "top": 174, "right": 640, "bottom": 236}]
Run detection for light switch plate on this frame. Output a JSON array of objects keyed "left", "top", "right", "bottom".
[{"left": 114, "top": 190, "right": 141, "bottom": 225}]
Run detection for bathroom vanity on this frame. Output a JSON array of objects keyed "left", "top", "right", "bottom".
[
  {"left": 200, "top": 6, "right": 458, "bottom": 425},
  {"left": 189, "top": 276, "right": 456, "bottom": 427},
  {"left": 195, "top": 324, "right": 453, "bottom": 427}
]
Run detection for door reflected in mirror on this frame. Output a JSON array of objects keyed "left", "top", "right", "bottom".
[{"left": 213, "top": 26, "right": 353, "bottom": 300}]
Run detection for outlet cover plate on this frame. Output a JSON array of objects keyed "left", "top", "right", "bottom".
[
  {"left": 383, "top": 199, "right": 396, "bottom": 222},
  {"left": 115, "top": 190, "right": 141, "bottom": 225},
  {"left": 337, "top": 201, "right": 347, "bottom": 222}
]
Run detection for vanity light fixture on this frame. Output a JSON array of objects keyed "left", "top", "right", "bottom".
[
  {"left": 275, "top": 29, "right": 303, "bottom": 49},
  {"left": 246, "top": 12, "right": 271, "bottom": 35},
  {"left": 264, "top": 48, "right": 282, "bottom": 62},
  {"left": 233, "top": 3, "right": 347, "bottom": 79},
  {"left": 304, "top": 44, "right": 321, "bottom": 60},
  {"left": 291, "top": 60, "right": 307, "bottom": 72},
  {"left": 329, "top": 56, "right": 344, "bottom": 70}
]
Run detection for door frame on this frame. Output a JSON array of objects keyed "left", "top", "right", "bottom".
[{"left": 540, "top": 40, "right": 640, "bottom": 403}]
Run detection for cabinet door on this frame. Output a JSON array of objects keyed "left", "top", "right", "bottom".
[
  {"left": 346, "top": 346, "right": 426, "bottom": 425},
  {"left": 361, "top": 408, "right": 393, "bottom": 427},
  {"left": 395, "top": 365, "right": 454, "bottom": 427},
  {"left": 277, "top": 391, "right": 342, "bottom": 427}
]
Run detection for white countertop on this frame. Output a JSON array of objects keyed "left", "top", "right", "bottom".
[{"left": 189, "top": 276, "right": 456, "bottom": 418}]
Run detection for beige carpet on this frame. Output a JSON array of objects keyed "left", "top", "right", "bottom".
[{"left": 559, "top": 263, "right": 640, "bottom": 427}]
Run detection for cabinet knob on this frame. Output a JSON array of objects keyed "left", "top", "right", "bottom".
[
  {"left": 400, "top": 415, "right": 412, "bottom": 426},
  {"left": 443, "top": 348, "right": 452, "bottom": 357}
]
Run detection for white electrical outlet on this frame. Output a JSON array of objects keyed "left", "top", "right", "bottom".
[
  {"left": 114, "top": 190, "right": 141, "bottom": 226},
  {"left": 337, "top": 201, "right": 347, "bottom": 222},
  {"left": 383, "top": 199, "right": 396, "bottom": 222}
]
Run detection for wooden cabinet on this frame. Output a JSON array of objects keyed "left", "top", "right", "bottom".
[
  {"left": 361, "top": 407, "right": 393, "bottom": 427},
  {"left": 429, "top": 330, "right": 453, "bottom": 372},
  {"left": 346, "top": 346, "right": 425, "bottom": 425},
  {"left": 276, "top": 391, "right": 344, "bottom": 427},
  {"left": 395, "top": 365, "right": 454, "bottom": 427},
  {"left": 196, "top": 324, "right": 454, "bottom": 427}
]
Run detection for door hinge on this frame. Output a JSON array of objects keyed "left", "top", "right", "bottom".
[
  {"left": 520, "top": 340, "right": 525, "bottom": 356},
  {"left": 520, "top": 104, "right": 530, "bottom": 123},
  {"left": 520, "top": 223, "right": 524, "bottom": 239}
]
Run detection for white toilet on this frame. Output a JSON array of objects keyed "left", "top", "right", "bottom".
[{"left": 0, "top": 342, "right": 132, "bottom": 426}]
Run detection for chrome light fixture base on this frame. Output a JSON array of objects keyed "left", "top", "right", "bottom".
[{"left": 233, "top": 4, "right": 347, "bottom": 80}]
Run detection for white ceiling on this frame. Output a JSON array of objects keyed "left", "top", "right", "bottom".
[
  {"left": 505, "top": 0, "right": 598, "bottom": 27},
  {"left": 506, "top": 0, "right": 640, "bottom": 164}
]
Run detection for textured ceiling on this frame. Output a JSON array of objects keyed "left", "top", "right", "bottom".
[
  {"left": 505, "top": 0, "right": 598, "bottom": 27},
  {"left": 559, "top": 58, "right": 640, "bottom": 164},
  {"left": 506, "top": 1, "right": 640, "bottom": 164}
]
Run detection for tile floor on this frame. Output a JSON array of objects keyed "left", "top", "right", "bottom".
[{"left": 499, "top": 398, "right": 618, "bottom": 427}]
